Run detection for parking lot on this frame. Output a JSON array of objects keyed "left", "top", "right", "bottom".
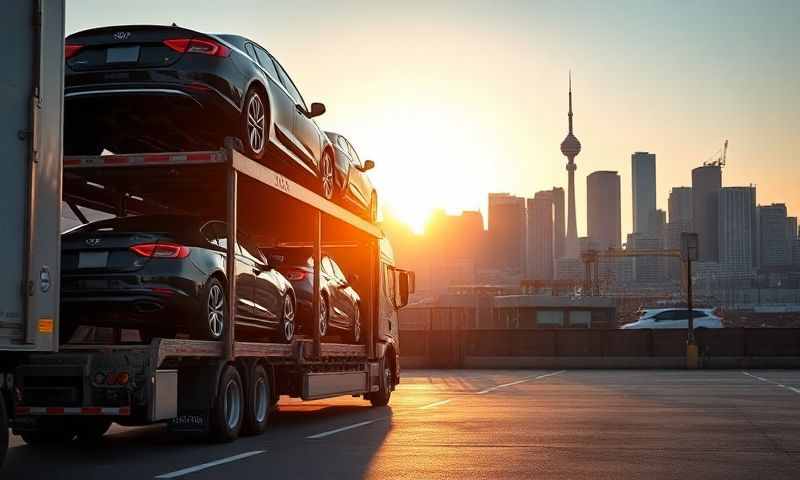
[{"left": 4, "top": 369, "right": 800, "bottom": 479}]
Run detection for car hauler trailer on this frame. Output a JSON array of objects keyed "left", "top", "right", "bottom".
[
  {"left": 12, "top": 142, "right": 413, "bottom": 445},
  {"left": 0, "top": 0, "right": 65, "bottom": 466}
]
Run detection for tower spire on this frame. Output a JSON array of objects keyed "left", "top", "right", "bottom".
[{"left": 568, "top": 70, "right": 573, "bottom": 134}]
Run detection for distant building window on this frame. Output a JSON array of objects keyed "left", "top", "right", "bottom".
[
  {"left": 536, "top": 310, "right": 564, "bottom": 327},
  {"left": 569, "top": 311, "right": 591, "bottom": 328}
]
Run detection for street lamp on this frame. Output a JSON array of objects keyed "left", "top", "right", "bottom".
[{"left": 681, "top": 232, "right": 699, "bottom": 368}]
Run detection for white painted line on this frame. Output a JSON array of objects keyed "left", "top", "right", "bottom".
[
  {"left": 306, "top": 419, "right": 378, "bottom": 439},
  {"left": 418, "top": 399, "right": 452, "bottom": 410},
  {"left": 742, "top": 371, "right": 800, "bottom": 396},
  {"left": 476, "top": 370, "right": 566, "bottom": 395},
  {"left": 155, "top": 450, "right": 265, "bottom": 479}
]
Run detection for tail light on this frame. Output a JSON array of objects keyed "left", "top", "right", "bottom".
[
  {"left": 65, "top": 44, "right": 83, "bottom": 59},
  {"left": 163, "top": 38, "right": 230, "bottom": 57},
  {"left": 130, "top": 243, "right": 190, "bottom": 259},
  {"left": 712, "top": 307, "right": 724, "bottom": 318},
  {"left": 284, "top": 268, "right": 308, "bottom": 281}
]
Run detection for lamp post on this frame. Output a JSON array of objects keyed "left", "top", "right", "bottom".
[{"left": 681, "top": 233, "right": 699, "bottom": 368}]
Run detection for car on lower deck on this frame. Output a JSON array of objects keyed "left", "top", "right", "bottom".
[
  {"left": 262, "top": 247, "right": 362, "bottom": 343},
  {"left": 620, "top": 308, "right": 723, "bottom": 329},
  {"left": 326, "top": 132, "right": 378, "bottom": 222},
  {"left": 64, "top": 24, "right": 337, "bottom": 199},
  {"left": 61, "top": 214, "right": 296, "bottom": 343}
]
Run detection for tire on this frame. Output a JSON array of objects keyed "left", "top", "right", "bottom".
[
  {"left": 210, "top": 365, "right": 244, "bottom": 443},
  {"left": 319, "top": 294, "right": 329, "bottom": 338},
  {"left": 276, "top": 293, "right": 295, "bottom": 344},
  {"left": 75, "top": 419, "right": 112, "bottom": 443},
  {"left": 192, "top": 278, "right": 226, "bottom": 341},
  {"left": 368, "top": 356, "right": 394, "bottom": 407},
  {"left": 243, "top": 364, "right": 270, "bottom": 436},
  {"left": 241, "top": 88, "right": 267, "bottom": 161},
  {"left": 352, "top": 304, "right": 361, "bottom": 344},
  {"left": 319, "top": 150, "right": 335, "bottom": 200},
  {"left": 0, "top": 397, "right": 8, "bottom": 467}
]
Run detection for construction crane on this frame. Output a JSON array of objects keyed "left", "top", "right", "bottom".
[{"left": 704, "top": 139, "right": 728, "bottom": 168}]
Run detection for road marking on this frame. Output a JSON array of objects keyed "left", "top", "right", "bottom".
[
  {"left": 418, "top": 399, "right": 452, "bottom": 410},
  {"left": 307, "top": 419, "right": 378, "bottom": 439},
  {"left": 154, "top": 450, "right": 265, "bottom": 479},
  {"left": 742, "top": 371, "right": 800, "bottom": 396},
  {"left": 477, "top": 370, "right": 566, "bottom": 395}
]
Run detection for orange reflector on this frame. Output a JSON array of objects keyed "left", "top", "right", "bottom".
[
  {"left": 116, "top": 372, "right": 130, "bottom": 385},
  {"left": 38, "top": 318, "right": 53, "bottom": 334}
]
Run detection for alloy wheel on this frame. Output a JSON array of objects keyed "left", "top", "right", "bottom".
[
  {"left": 320, "top": 152, "right": 334, "bottom": 199},
  {"left": 283, "top": 294, "right": 295, "bottom": 341},
  {"left": 354, "top": 307, "right": 361, "bottom": 342},
  {"left": 246, "top": 93, "right": 265, "bottom": 154},
  {"left": 208, "top": 284, "right": 225, "bottom": 339}
]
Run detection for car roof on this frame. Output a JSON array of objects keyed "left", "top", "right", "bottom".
[{"left": 640, "top": 307, "right": 715, "bottom": 316}]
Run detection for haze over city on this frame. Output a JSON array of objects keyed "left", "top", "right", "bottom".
[{"left": 67, "top": 0, "right": 800, "bottom": 234}]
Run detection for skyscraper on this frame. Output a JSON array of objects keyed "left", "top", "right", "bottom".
[
  {"left": 488, "top": 193, "right": 526, "bottom": 272},
  {"left": 552, "top": 187, "right": 566, "bottom": 259},
  {"left": 668, "top": 187, "right": 693, "bottom": 224},
  {"left": 586, "top": 171, "right": 621, "bottom": 250},
  {"left": 526, "top": 192, "right": 554, "bottom": 280},
  {"left": 631, "top": 152, "right": 657, "bottom": 234},
  {"left": 559, "top": 73, "right": 581, "bottom": 258},
  {"left": 759, "top": 203, "right": 791, "bottom": 268},
  {"left": 692, "top": 165, "right": 722, "bottom": 261},
  {"left": 718, "top": 187, "right": 757, "bottom": 275}
]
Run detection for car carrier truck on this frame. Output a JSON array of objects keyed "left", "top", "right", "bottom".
[{"left": 1, "top": 0, "right": 413, "bottom": 465}]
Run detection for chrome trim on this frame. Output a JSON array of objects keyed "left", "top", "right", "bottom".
[{"left": 64, "top": 88, "right": 195, "bottom": 98}]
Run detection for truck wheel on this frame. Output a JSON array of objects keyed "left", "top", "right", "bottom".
[
  {"left": 193, "top": 278, "right": 226, "bottom": 341},
  {"left": 210, "top": 365, "right": 243, "bottom": 443},
  {"left": 0, "top": 397, "right": 8, "bottom": 467},
  {"left": 243, "top": 364, "right": 270, "bottom": 436},
  {"left": 75, "top": 418, "right": 112, "bottom": 443},
  {"left": 368, "top": 357, "right": 393, "bottom": 407}
]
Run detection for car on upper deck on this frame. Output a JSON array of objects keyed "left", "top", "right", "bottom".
[
  {"left": 64, "top": 25, "right": 337, "bottom": 199},
  {"left": 326, "top": 132, "right": 378, "bottom": 222},
  {"left": 620, "top": 307, "right": 723, "bottom": 329}
]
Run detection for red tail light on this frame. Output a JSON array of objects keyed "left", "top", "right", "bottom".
[
  {"left": 130, "top": 243, "right": 190, "bottom": 259},
  {"left": 712, "top": 307, "right": 724, "bottom": 318},
  {"left": 284, "top": 268, "right": 308, "bottom": 281},
  {"left": 65, "top": 44, "right": 83, "bottom": 59},
  {"left": 163, "top": 38, "right": 230, "bottom": 57}
]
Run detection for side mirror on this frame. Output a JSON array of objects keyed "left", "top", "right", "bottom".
[
  {"left": 361, "top": 160, "right": 375, "bottom": 171},
  {"left": 307, "top": 102, "right": 326, "bottom": 118},
  {"left": 397, "top": 272, "right": 410, "bottom": 309}
]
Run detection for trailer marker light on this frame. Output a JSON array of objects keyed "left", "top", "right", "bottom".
[
  {"left": 115, "top": 372, "right": 130, "bottom": 385},
  {"left": 38, "top": 318, "right": 53, "bottom": 334}
]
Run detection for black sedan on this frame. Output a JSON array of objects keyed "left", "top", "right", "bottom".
[
  {"left": 263, "top": 248, "right": 361, "bottom": 342},
  {"left": 326, "top": 132, "right": 379, "bottom": 222},
  {"left": 61, "top": 215, "right": 296, "bottom": 343},
  {"left": 64, "top": 25, "right": 337, "bottom": 199}
]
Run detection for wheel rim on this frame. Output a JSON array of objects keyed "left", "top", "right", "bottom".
[
  {"left": 283, "top": 295, "right": 295, "bottom": 341},
  {"left": 246, "top": 93, "right": 265, "bottom": 154},
  {"left": 354, "top": 307, "right": 361, "bottom": 342},
  {"left": 224, "top": 378, "right": 241, "bottom": 430},
  {"left": 319, "top": 297, "right": 328, "bottom": 337},
  {"left": 208, "top": 284, "right": 225, "bottom": 339},
  {"left": 255, "top": 377, "right": 268, "bottom": 424},
  {"left": 321, "top": 153, "right": 334, "bottom": 199}
]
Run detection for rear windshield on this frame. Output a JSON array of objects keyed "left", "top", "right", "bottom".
[
  {"left": 69, "top": 215, "right": 200, "bottom": 235},
  {"left": 262, "top": 248, "right": 313, "bottom": 267}
]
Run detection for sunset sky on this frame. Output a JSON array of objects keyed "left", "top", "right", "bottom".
[{"left": 67, "top": 0, "right": 800, "bottom": 235}]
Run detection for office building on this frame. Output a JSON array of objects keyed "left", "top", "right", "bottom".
[
  {"left": 718, "top": 187, "right": 757, "bottom": 275},
  {"left": 759, "top": 203, "right": 791, "bottom": 268},
  {"left": 526, "top": 192, "right": 554, "bottom": 280},
  {"left": 692, "top": 165, "right": 722, "bottom": 261},
  {"left": 552, "top": 187, "right": 566, "bottom": 259},
  {"left": 668, "top": 187, "right": 693, "bottom": 224},
  {"left": 627, "top": 232, "right": 663, "bottom": 283},
  {"left": 632, "top": 152, "right": 657, "bottom": 234},
  {"left": 488, "top": 193, "right": 526, "bottom": 272},
  {"left": 586, "top": 171, "right": 621, "bottom": 250}
]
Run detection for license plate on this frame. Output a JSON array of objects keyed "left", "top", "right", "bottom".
[
  {"left": 106, "top": 46, "right": 140, "bottom": 63},
  {"left": 78, "top": 251, "right": 108, "bottom": 269}
]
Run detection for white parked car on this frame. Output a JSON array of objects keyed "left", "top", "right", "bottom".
[{"left": 621, "top": 308, "right": 723, "bottom": 329}]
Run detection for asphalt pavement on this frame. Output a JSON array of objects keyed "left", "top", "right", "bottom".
[{"left": 3, "top": 369, "right": 800, "bottom": 479}]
